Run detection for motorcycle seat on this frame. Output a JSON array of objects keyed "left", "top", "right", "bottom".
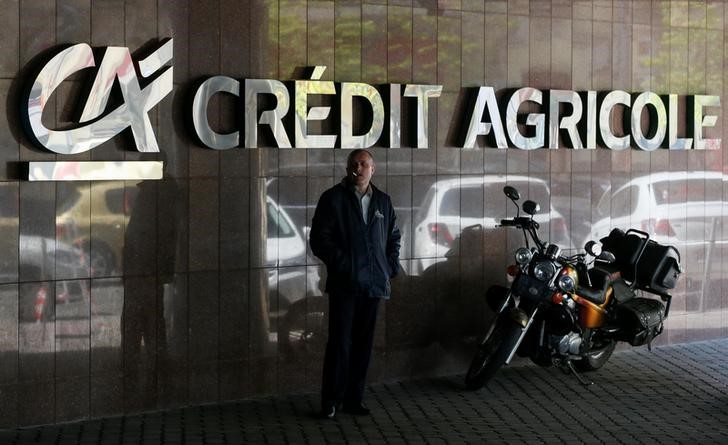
[{"left": 578, "top": 266, "right": 621, "bottom": 305}]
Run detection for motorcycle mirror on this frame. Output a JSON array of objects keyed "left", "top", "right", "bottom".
[
  {"left": 584, "top": 240, "right": 602, "bottom": 257},
  {"left": 503, "top": 186, "right": 520, "bottom": 201},
  {"left": 522, "top": 200, "right": 540, "bottom": 216},
  {"left": 598, "top": 251, "right": 616, "bottom": 263}
]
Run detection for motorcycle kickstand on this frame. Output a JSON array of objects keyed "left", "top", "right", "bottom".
[{"left": 566, "top": 360, "right": 593, "bottom": 386}]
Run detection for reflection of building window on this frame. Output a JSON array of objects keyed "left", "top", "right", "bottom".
[
  {"left": 597, "top": 185, "right": 638, "bottom": 219},
  {"left": 439, "top": 189, "right": 461, "bottom": 217},
  {"left": 267, "top": 202, "right": 294, "bottom": 238},
  {"left": 440, "top": 187, "right": 484, "bottom": 219},
  {"left": 651, "top": 182, "right": 671, "bottom": 206}
]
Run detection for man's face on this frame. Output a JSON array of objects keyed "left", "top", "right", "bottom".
[{"left": 347, "top": 151, "right": 375, "bottom": 188}]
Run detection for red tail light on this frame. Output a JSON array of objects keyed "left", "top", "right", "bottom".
[
  {"left": 427, "top": 223, "right": 454, "bottom": 247},
  {"left": 642, "top": 218, "right": 676, "bottom": 237},
  {"left": 654, "top": 219, "right": 676, "bottom": 237},
  {"left": 506, "top": 264, "right": 520, "bottom": 277}
]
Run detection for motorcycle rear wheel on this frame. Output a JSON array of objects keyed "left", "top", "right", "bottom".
[
  {"left": 574, "top": 340, "right": 616, "bottom": 371},
  {"left": 465, "top": 319, "right": 522, "bottom": 390}
]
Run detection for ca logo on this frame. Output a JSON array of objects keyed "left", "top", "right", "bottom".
[{"left": 24, "top": 39, "right": 173, "bottom": 155}]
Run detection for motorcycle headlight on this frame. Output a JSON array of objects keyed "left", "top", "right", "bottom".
[
  {"left": 557, "top": 274, "right": 576, "bottom": 293},
  {"left": 533, "top": 261, "right": 557, "bottom": 282},
  {"left": 514, "top": 247, "right": 532, "bottom": 265}
]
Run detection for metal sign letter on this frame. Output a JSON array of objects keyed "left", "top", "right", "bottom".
[{"left": 25, "top": 40, "right": 173, "bottom": 154}]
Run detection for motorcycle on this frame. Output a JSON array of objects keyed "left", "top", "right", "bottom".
[{"left": 465, "top": 185, "right": 682, "bottom": 389}]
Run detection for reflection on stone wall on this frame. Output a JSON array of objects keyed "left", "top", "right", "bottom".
[{"left": 0, "top": 0, "right": 727, "bottom": 428}]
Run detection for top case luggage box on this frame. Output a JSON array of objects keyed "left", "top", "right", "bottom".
[{"left": 600, "top": 228, "right": 681, "bottom": 294}]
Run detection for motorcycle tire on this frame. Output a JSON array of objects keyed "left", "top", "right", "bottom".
[
  {"left": 464, "top": 319, "right": 522, "bottom": 390},
  {"left": 574, "top": 340, "right": 616, "bottom": 372}
]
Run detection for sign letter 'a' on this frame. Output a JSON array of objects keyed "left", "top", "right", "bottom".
[{"left": 24, "top": 39, "right": 173, "bottom": 154}]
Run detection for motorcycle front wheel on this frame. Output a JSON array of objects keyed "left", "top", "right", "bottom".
[
  {"left": 464, "top": 318, "right": 522, "bottom": 390},
  {"left": 574, "top": 340, "right": 616, "bottom": 371}
]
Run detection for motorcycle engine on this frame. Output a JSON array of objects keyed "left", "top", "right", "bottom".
[
  {"left": 556, "top": 332, "right": 582, "bottom": 355},
  {"left": 545, "top": 304, "right": 576, "bottom": 336}
]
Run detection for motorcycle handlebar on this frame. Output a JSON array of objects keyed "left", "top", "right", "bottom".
[{"left": 499, "top": 217, "right": 539, "bottom": 229}]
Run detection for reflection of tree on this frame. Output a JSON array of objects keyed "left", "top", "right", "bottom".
[
  {"left": 335, "top": 3, "right": 363, "bottom": 80},
  {"left": 646, "top": 6, "right": 713, "bottom": 95}
]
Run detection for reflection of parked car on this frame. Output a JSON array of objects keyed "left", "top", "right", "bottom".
[
  {"left": 56, "top": 181, "right": 139, "bottom": 277},
  {"left": 410, "top": 175, "right": 570, "bottom": 275},
  {"left": 588, "top": 172, "right": 726, "bottom": 247},
  {"left": 264, "top": 195, "right": 324, "bottom": 355},
  {"left": 588, "top": 172, "right": 726, "bottom": 306},
  {"left": 265, "top": 196, "right": 307, "bottom": 267}
]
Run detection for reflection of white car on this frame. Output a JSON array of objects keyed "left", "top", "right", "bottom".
[
  {"left": 411, "top": 175, "right": 570, "bottom": 275},
  {"left": 588, "top": 172, "right": 726, "bottom": 248},
  {"left": 265, "top": 196, "right": 307, "bottom": 267},
  {"left": 55, "top": 182, "right": 137, "bottom": 277},
  {"left": 264, "top": 196, "right": 323, "bottom": 350}
]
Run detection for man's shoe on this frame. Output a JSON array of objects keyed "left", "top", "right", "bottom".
[
  {"left": 341, "top": 402, "right": 370, "bottom": 416},
  {"left": 320, "top": 403, "right": 336, "bottom": 419}
]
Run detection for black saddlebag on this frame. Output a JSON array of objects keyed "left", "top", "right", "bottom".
[
  {"left": 616, "top": 297, "right": 665, "bottom": 346},
  {"left": 600, "top": 228, "right": 682, "bottom": 294}
]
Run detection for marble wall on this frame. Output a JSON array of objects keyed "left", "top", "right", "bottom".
[{"left": 0, "top": 0, "right": 726, "bottom": 428}]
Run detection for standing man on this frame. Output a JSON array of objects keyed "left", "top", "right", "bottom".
[{"left": 310, "top": 149, "right": 401, "bottom": 419}]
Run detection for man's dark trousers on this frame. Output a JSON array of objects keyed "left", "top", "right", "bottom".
[{"left": 321, "top": 290, "right": 380, "bottom": 407}]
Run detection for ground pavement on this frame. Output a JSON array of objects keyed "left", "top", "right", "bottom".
[{"left": 1, "top": 339, "right": 727, "bottom": 444}]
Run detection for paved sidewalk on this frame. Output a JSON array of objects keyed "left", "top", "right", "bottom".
[{"left": 2, "top": 339, "right": 728, "bottom": 444}]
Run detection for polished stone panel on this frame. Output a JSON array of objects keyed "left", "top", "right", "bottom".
[
  {"left": 279, "top": 0, "right": 307, "bottom": 79},
  {"left": 0, "top": 384, "right": 18, "bottom": 428},
  {"left": 551, "top": 18, "right": 572, "bottom": 89},
  {"left": 157, "top": 179, "right": 189, "bottom": 274},
  {"left": 362, "top": 4, "right": 387, "bottom": 83},
  {"left": 220, "top": 178, "right": 250, "bottom": 270},
  {"left": 530, "top": 16, "right": 551, "bottom": 89},
  {"left": 387, "top": 175, "right": 413, "bottom": 259},
  {"left": 122, "top": 275, "right": 158, "bottom": 412},
  {"left": 0, "top": 284, "right": 18, "bottom": 387},
  {"left": 156, "top": 274, "right": 188, "bottom": 409},
  {"left": 123, "top": 182, "right": 157, "bottom": 276},
  {"left": 19, "top": 183, "right": 55, "bottom": 282},
  {"left": 413, "top": 5, "right": 437, "bottom": 84},
  {"left": 389, "top": 6, "right": 414, "bottom": 84},
  {"left": 156, "top": 89, "right": 189, "bottom": 179},
  {"left": 0, "top": 182, "right": 19, "bottom": 283},
  {"left": 55, "top": 376, "right": 88, "bottom": 423},
  {"left": 0, "top": 1, "right": 19, "bottom": 79},
  {"left": 55, "top": 279, "right": 90, "bottom": 381},
  {"left": 335, "top": 2, "right": 362, "bottom": 82},
  {"left": 2, "top": 0, "right": 728, "bottom": 429},
  {"left": 186, "top": 273, "right": 220, "bottom": 404},
  {"left": 89, "top": 277, "right": 123, "bottom": 404},
  {"left": 189, "top": 178, "right": 219, "bottom": 271},
  {"left": 308, "top": 1, "right": 335, "bottom": 77},
  {"left": 571, "top": 20, "right": 592, "bottom": 91},
  {"left": 277, "top": 177, "right": 308, "bottom": 260}
]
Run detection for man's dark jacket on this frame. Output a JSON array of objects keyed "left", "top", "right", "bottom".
[{"left": 310, "top": 179, "right": 401, "bottom": 299}]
